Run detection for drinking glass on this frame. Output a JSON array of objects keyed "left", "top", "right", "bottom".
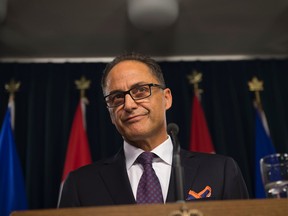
[{"left": 260, "top": 153, "right": 288, "bottom": 198}]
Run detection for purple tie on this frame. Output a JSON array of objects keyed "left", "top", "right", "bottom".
[{"left": 136, "top": 152, "right": 164, "bottom": 204}]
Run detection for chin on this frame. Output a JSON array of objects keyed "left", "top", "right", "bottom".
[{"left": 125, "top": 127, "right": 150, "bottom": 140}]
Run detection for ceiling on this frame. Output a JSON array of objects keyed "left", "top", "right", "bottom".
[{"left": 1, "top": 0, "right": 288, "bottom": 60}]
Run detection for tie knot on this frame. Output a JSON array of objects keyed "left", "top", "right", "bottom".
[{"left": 137, "top": 152, "right": 155, "bottom": 165}]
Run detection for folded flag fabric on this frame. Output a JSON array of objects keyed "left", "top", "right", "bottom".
[
  {"left": 61, "top": 99, "right": 92, "bottom": 182},
  {"left": 0, "top": 108, "right": 27, "bottom": 216},
  {"left": 190, "top": 94, "right": 215, "bottom": 153},
  {"left": 254, "top": 106, "right": 276, "bottom": 198}
]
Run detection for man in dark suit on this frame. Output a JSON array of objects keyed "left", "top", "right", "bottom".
[{"left": 58, "top": 53, "right": 249, "bottom": 208}]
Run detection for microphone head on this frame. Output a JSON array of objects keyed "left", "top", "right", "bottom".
[{"left": 167, "top": 123, "right": 179, "bottom": 135}]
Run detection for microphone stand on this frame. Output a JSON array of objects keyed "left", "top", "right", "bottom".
[
  {"left": 170, "top": 128, "right": 184, "bottom": 203},
  {"left": 168, "top": 123, "right": 203, "bottom": 216}
]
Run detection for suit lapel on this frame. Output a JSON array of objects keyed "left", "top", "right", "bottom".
[
  {"left": 99, "top": 150, "right": 136, "bottom": 205},
  {"left": 166, "top": 150, "right": 200, "bottom": 202}
]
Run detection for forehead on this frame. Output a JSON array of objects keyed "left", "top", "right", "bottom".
[{"left": 105, "top": 60, "right": 158, "bottom": 90}]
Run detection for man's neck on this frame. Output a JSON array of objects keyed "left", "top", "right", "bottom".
[{"left": 125, "top": 134, "right": 169, "bottom": 151}]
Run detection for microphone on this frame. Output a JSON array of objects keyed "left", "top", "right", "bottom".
[
  {"left": 167, "top": 123, "right": 180, "bottom": 153},
  {"left": 167, "top": 123, "right": 184, "bottom": 202}
]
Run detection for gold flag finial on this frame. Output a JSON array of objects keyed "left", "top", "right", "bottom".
[
  {"left": 187, "top": 70, "right": 203, "bottom": 96},
  {"left": 75, "top": 76, "right": 91, "bottom": 99},
  {"left": 248, "top": 76, "right": 264, "bottom": 110},
  {"left": 5, "top": 79, "right": 21, "bottom": 99}
]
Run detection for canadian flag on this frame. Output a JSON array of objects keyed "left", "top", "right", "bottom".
[
  {"left": 61, "top": 98, "right": 92, "bottom": 182},
  {"left": 189, "top": 94, "right": 215, "bottom": 153}
]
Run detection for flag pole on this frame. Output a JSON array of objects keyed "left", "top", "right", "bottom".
[
  {"left": 62, "top": 75, "right": 92, "bottom": 180},
  {"left": 75, "top": 75, "right": 91, "bottom": 129},
  {"left": 187, "top": 70, "right": 203, "bottom": 98},
  {"left": 58, "top": 75, "right": 92, "bottom": 206},
  {"left": 1, "top": 79, "right": 27, "bottom": 216},
  {"left": 248, "top": 76, "right": 271, "bottom": 135},
  {"left": 187, "top": 70, "right": 215, "bottom": 153},
  {"left": 5, "top": 79, "right": 21, "bottom": 130},
  {"left": 75, "top": 75, "right": 91, "bottom": 100},
  {"left": 248, "top": 76, "right": 276, "bottom": 198},
  {"left": 248, "top": 76, "right": 264, "bottom": 111}
]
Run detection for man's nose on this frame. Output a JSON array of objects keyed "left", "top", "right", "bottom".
[{"left": 123, "top": 94, "right": 137, "bottom": 109}]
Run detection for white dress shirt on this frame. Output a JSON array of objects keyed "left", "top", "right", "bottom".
[{"left": 124, "top": 136, "right": 173, "bottom": 203}]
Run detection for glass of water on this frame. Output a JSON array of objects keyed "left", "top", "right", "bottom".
[{"left": 260, "top": 153, "right": 288, "bottom": 198}]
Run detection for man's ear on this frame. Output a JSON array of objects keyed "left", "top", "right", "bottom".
[{"left": 164, "top": 88, "right": 172, "bottom": 110}]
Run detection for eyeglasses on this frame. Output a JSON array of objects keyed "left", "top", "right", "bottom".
[{"left": 104, "top": 83, "right": 165, "bottom": 108}]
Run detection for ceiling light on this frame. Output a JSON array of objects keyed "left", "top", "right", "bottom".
[{"left": 127, "top": 0, "right": 179, "bottom": 31}]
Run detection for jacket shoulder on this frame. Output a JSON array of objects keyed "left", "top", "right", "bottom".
[{"left": 181, "top": 149, "right": 234, "bottom": 162}]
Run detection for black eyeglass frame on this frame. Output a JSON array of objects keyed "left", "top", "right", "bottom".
[{"left": 104, "top": 83, "right": 165, "bottom": 108}]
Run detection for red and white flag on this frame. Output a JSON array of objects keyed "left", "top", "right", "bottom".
[
  {"left": 61, "top": 98, "right": 92, "bottom": 182},
  {"left": 189, "top": 94, "right": 215, "bottom": 153}
]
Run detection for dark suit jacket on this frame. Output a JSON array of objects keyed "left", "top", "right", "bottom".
[{"left": 58, "top": 149, "right": 249, "bottom": 207}]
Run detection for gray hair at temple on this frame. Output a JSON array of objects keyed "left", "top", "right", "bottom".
[{"left": 101, "top": 52, "right": 166, "bottom": 94}]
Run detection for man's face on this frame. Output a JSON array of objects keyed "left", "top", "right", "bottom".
[{"left": 104, "top": 60, "right": 172, "bottom": 147}]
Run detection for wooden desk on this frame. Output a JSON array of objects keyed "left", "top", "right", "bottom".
[{"left": 11, "top": 199, "right": 288, "bottom": 216}]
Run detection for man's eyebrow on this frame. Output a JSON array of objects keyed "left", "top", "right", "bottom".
[
  {"left": 107, "top": 89, "right": 124, "bottom": 96},
  {"left": 107, "top": 82, "right": 149, "bottom": 95},
  {"left": 130, "top": 82, "right": 148, "bottom": 89}
]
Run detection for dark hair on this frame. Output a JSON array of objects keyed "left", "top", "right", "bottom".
[{"left": 101, "top": 52, "right": 166, "bottom": 92}]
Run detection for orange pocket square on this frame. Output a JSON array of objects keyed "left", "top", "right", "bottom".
[{"left": 186, "top": 186, "right": 212, "bottom": 200}]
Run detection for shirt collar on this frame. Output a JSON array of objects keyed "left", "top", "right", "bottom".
[{"left": 124, "top": 136, "right": 173, "bottom": 170}]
